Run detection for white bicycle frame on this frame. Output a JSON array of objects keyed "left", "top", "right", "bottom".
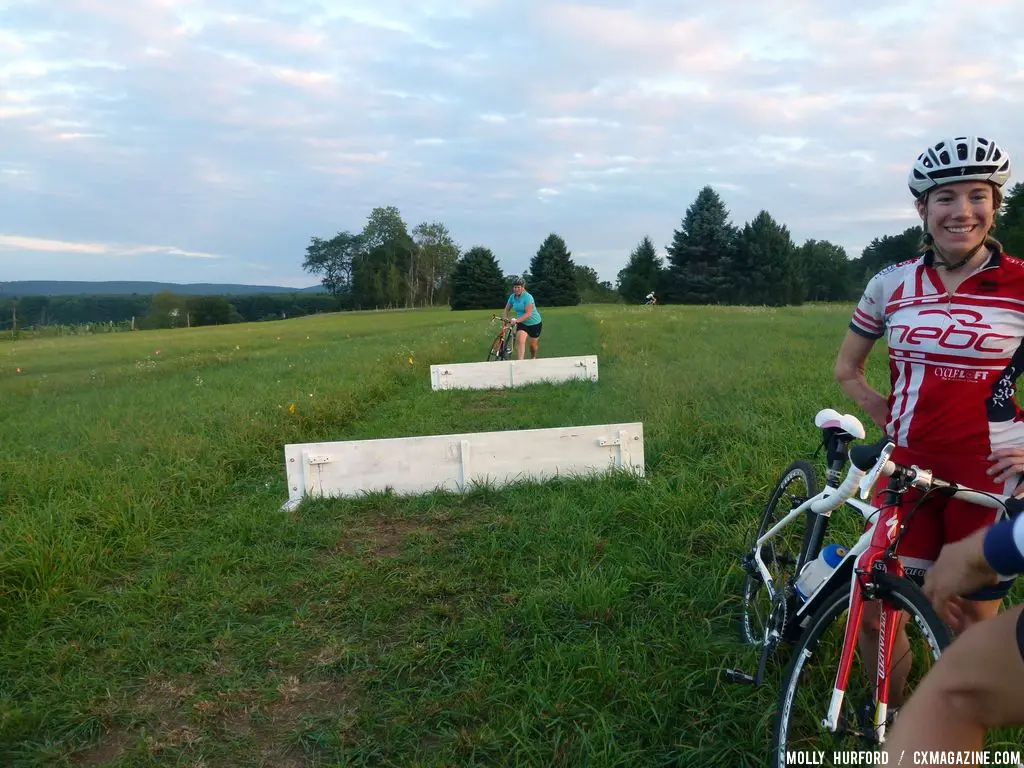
[
  {"left": 754, "top": 408, "right": 1013, "bottom": 740},
  {"left": 753, "top": 409, "right": 1011, "bottom": 623}
]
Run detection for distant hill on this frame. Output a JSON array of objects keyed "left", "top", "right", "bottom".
[{"left": 0, "top": 281, "right": 328, "bottom": 297}]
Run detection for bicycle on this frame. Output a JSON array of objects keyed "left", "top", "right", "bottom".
[
  {"left": 486, "top": 314, "right": 515, "bottom": 362},
  {"left": 725, "top": 407, "right": 1024, "bottom": 765}
]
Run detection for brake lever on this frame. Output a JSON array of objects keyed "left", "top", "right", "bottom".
[{"left": 858, "top": 441, "right": 896, "bottom": 500}]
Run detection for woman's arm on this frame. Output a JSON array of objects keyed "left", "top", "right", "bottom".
[{"left": 834, "top": 330, "right": 889, "bottom": 429}]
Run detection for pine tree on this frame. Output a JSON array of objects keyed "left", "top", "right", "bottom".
[
  {"left": 449, "top": 246, "right": 508, "bottom": 310},
  {"left": 732, "top": 210, "right": 804, "bottom": 306},
  {"left": 663, "top": 186, "right": 738, "bottom": 304},
  {"left": 998, "top": 182, "right": 1024, "bottom": 259},
  {"left": 616, "top": 236, "right": 663, "bottom": 303},
  {"left": 529, "top": 233, "right": 580, "bottom": 306}
]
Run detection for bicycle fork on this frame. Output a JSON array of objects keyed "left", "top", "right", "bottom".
[{"left": 824, "top": 553, "right": 904, "bottom": 744}]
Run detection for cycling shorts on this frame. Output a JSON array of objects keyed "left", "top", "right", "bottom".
[
  {"left": 868, "top": 445, "right": 1022, "bottom": 601},
  {"left": 518, "top": 322, "right": 542, "bottom": 339}
]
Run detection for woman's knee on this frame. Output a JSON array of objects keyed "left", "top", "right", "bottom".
[{"left": 926, "top": 607, "right": 1024, "bottom": 728}]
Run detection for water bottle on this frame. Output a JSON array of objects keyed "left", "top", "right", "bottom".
[{"left": 795, "top": 544, "right": 847, "bottom": 600}]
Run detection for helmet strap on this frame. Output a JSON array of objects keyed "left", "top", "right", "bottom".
[{"left": 927, "top": 233, "right": 987, "bottom": 271}]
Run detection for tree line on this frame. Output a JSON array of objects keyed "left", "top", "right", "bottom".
[
  {"left": 301, "top": 205, "right": 620, "bottom": 311},
  {"left": 306, "top": 183, "right": 1024, "bottom": 311},
  {"left": 0, "top": 292, "right": 338, "bottom": 332},
  {"left": 615, "top": 181, "right": 1024, "bottom": 306}
]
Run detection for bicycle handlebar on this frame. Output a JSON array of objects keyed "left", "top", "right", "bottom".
[{"left": 809, "top": 411, "right": 1024, "bottom": 519}]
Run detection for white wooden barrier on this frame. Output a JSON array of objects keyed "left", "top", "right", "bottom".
[
  {"left": 429, "top": 355, "right": 598, "bottom": 391},
  {"left": 281, "top": 421, "right": 643, "bottom": 510}
]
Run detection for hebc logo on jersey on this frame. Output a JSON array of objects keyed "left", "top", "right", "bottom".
[{"left": 889, "top": 308, "right": 1015, "bottom": 355}]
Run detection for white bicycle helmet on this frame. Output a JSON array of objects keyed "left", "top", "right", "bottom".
[{"left": 908, "top": 136, "right": 1011, "bottom": 199}]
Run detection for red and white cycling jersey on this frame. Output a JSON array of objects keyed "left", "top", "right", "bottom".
[{"left": 850, "top": 246, "right": 1024, "bottom": 458}]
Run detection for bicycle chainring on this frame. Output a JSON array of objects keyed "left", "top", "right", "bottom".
[{"left": 767, "top": 589, "right": 789, "bottom": 644}]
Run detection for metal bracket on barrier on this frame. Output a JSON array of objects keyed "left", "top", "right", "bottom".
[{"left": 601, "top": 430, "right": 633, "bottom": 467}]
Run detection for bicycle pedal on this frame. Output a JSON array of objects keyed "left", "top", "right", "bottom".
[{"left": 723, "top": 668, "right": 755, "bottom": 685}]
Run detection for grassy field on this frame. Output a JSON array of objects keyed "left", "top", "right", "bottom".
[{"left": 1, "top": 304, "right": 1019, "bottom": 767}]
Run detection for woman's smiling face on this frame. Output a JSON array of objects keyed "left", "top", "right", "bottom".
[{"left": 917, "top": 181, "right": 998, "bottom": 259}]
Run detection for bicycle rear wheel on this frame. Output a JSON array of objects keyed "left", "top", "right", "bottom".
[
  {"left": 742, "top": 460, "right": 818, "bottom": 647},
  {"left": 772, "top": 571, "right": 950, "bottom": 766}
]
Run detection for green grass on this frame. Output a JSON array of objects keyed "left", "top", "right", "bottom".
[{"left": 1, "top": 304, "right": 1020, "bottom": 766}]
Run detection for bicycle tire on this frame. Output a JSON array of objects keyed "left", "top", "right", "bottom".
[
  {"left": 742, "top": 460, "right": 819, "bottom": 646},
  {"left": 486, "top": 330, "right": 505, "bottom": 361},
  {"left": 772, "top": 571, "right": 951, "bottom": 766},
  {"left": 502, "top": 327, "right": 515, "bottom": 360}
]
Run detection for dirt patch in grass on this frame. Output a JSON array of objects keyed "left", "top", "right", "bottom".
[
  {"left": 227, "top": 674, "right": 357, "bottom": 767},
  {"left": 74, "top": 729, "right": 135, "bottom": 767},
  {"left": 74, "top": 675, "right": 196, "bottom": 766},
  {"left": 73, "top": 671, "right": 358, "bottom": 768},
  {"left": 462, "top": 390, "right": 511, "bottom": 411},
  {"left": 332, "top": 512, "right": 462, "bottom": 559}
]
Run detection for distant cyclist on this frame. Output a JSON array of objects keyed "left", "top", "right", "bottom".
[
  {"left": 834, "top": 135, "right": 1024, "bottom": 708},
  {"left": 881, "top": 516, "right": 1024, "bottom": 761},
  {"left": 502, "top": 276, "right": 542, "bottom": 360},
  {"left": 644, "top": 291, "right": 657, "bottom": 305}
]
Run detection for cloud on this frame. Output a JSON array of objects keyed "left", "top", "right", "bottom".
[
  {"left": 0, "top": 235, "right": 224, "bottom": 259},
  {"left": 1, "top": 0, "right": 1023, "bottom": 286}
]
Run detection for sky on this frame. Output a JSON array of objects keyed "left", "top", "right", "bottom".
[{"left": 2, "top": 0, "right": 1024, "bottom": 289}]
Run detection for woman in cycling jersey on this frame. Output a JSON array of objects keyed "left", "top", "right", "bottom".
[
  {"left": 503, "top": 276, "right": 543, "bottom": 360},
  {"left": 881, "top": 519, "right": 1024, "bottom": 760},
  {"left": 835, "top": 135, "right": 1024, "bottom": 707}
]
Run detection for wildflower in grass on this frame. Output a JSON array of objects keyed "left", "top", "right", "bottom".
[
  {"left": 408, "top": 357, "right": 414, "bottom": 365},
  {"left": 288, "top": 403, "right": 296, "bottom": 414}
]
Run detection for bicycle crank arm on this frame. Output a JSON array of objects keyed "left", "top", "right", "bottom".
[{"left": 723, "top": 633, "right": 779, "bottom": 687}]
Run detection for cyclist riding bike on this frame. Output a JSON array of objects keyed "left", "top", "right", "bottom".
[
  {"left": 882, "top": 515, "right": 1024, "bottom": 761},
  {"left": 834, "top": 135, "right": 1024, "bottom": 708},
  {"left": 502, "top": 276, "right": 543, "bottom": 360}
]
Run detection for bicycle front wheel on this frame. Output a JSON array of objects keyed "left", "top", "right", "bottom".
[
  {"left": 501, "top": 328, "right": 516, "bottom": 360},
  {"left": 772, "top": 571, "right": 951, "bottom": 766},
  {"left": 487, "top": 332, "right": 505, "bottom": 361}
]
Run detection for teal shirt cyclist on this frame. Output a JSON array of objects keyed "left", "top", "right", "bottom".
[{"left": 503, "top": 276, "right": 543, "bottom": 359}]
